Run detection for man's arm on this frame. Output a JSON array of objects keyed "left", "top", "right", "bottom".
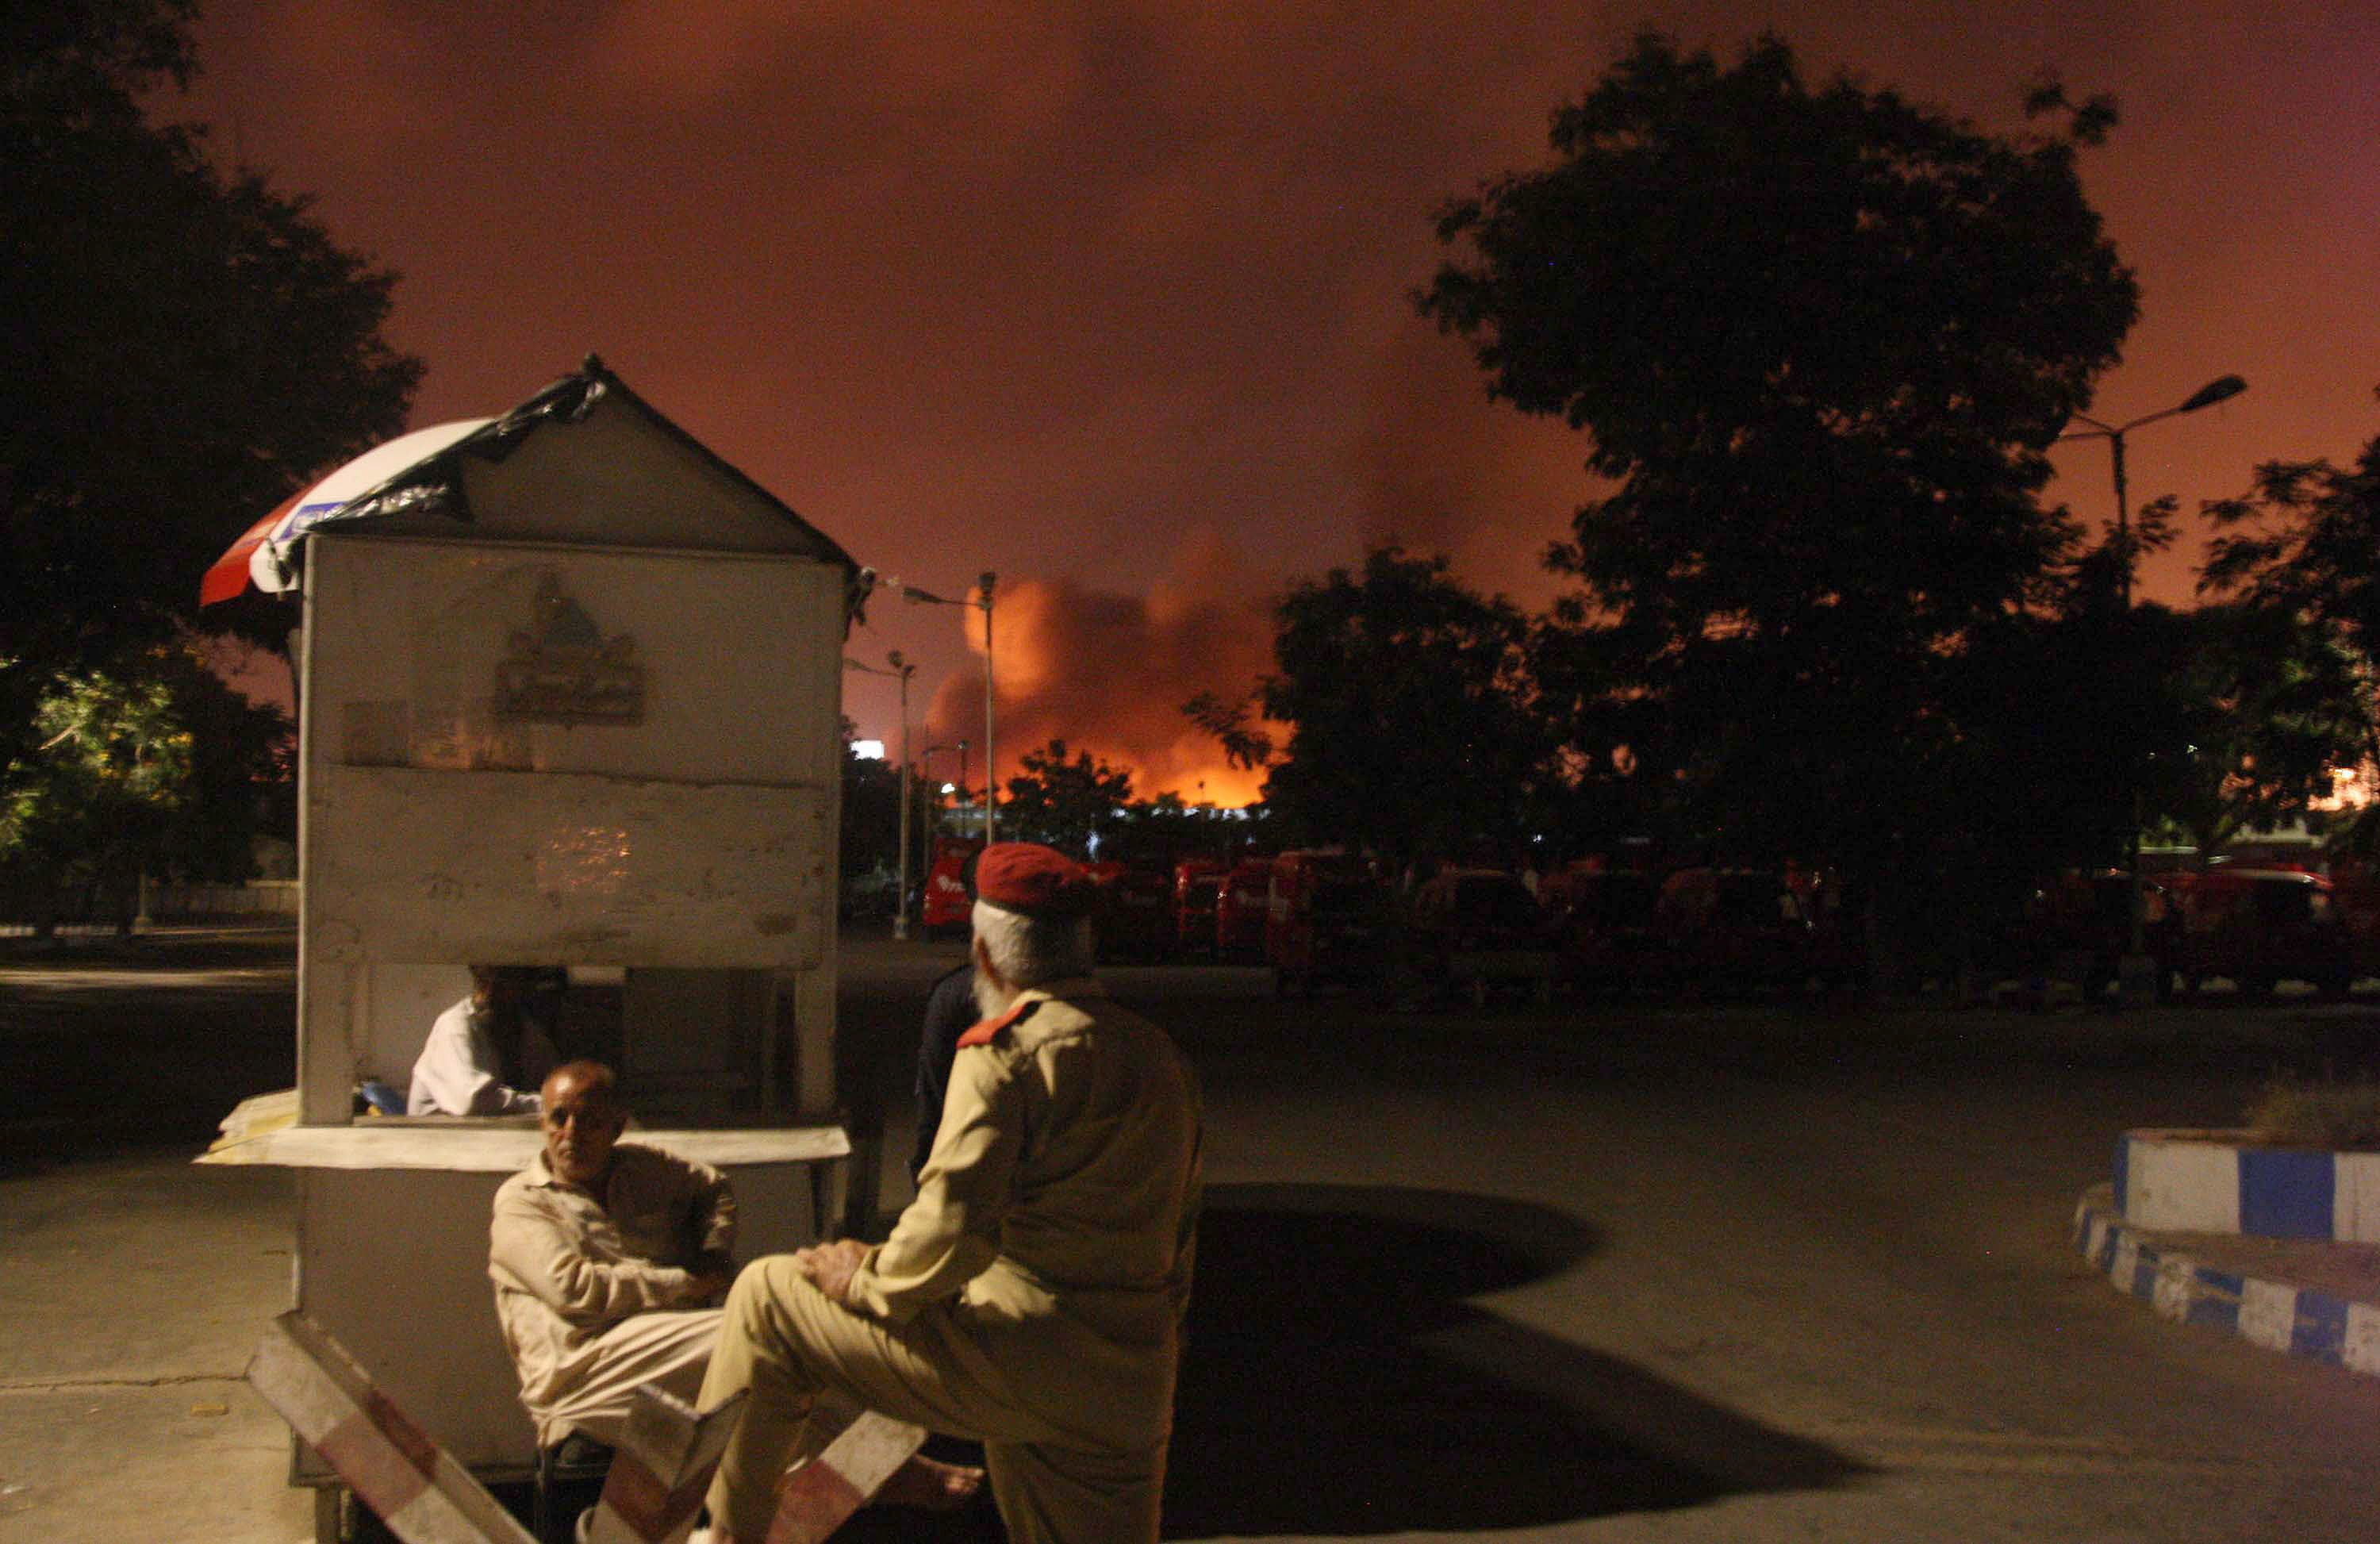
[
  {"left": 490, "top": 1188, "right": 713, "bottom": 1327},
  {"left": 842, "top": 1042, "right": 1027, "bottom": 1324},
  {"left": 414, "top": 1015, "right": 536, "bottom": 1116}
]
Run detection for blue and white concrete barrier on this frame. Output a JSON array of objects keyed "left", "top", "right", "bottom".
[
  {"left": 2075, "top": 1189, "right": 2380, "bottom": 1377},
  {"left": 2117, "top": 1129, "right": 2380, "bottom": 1242}
]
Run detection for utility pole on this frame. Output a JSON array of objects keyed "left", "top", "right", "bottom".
[
  {"left": 981, "top": 572, "right": 997, "bottom": 845},
  {"left": 2059, "top": 372, "right": 2247, "bottom": 1006}
]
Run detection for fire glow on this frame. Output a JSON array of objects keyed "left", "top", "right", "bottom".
[{"left": 917, "top": 533, "right": 1281, "bottom": 808}]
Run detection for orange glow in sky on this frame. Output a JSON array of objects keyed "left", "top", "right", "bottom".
[{"left": 175, "top": 3, "right": 2380, "bottom": 800}]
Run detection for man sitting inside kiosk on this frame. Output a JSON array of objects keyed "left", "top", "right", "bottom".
[
  {"left": 410, "top": 965, "right": 566, "bottom": 1116},
  {"left": 489, "top": 1060, "right": 735, "bottom": 1454}
]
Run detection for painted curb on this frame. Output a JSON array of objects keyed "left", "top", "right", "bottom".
[
  {"left": 2074, "top": 1189, "right": 2380, "bottom": 1378},
  {"left": 2119, "top": 1130, "right": 2380, "bottom": 1242}
]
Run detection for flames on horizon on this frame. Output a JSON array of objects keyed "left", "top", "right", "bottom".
[{"left": 919, "top": 531, "right": 1281, "bottom": 808}]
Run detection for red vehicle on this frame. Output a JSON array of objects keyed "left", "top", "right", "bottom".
[
  {"left": 1173, "top": 859, "right": 1227, "bottom": 958},
  {"left": 2006, "top": 869, "right": 2182, "bottom": 1002},
  {"left": 1537, "top": 861, "right": 1663, "bottom": 997},
  {"left": 2170, "top": 866, "right": 2354, "bottom": 999},
  {"left": 1215, "top": 857, "right": 1275, "bottom": 961},
  {"left": 1408, "top": 866, "right": 1560, "bottom": 1005},
  {"left": 1088, "top": 860, "right": 1174, "bottom": 962},
  {"left": 1265, "top": 850, "right": 1388, "bottom": 998},
  {"left": 918, "top": 836, "right": 984, "bottom": 941},
  {"left": 1653, "top": 866, "right": 1852, "bottom": 997}
]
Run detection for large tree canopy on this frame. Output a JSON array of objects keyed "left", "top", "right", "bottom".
[
  {"left": 1418, "top": 33, "right": 2140, "bottom": 886},
  {"left": 1258, "top": 547, "right": 1549, "bottom": 868},
  {"left": 3, "top": 0, "right": 422, "bottom": 670}
]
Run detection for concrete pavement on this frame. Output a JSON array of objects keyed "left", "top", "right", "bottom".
[
  {"left": 0, "top": 1154, "right": 313, "bottom": 1542},
  {"left": 11, "top": 924, "right": 2380, "bottom": 1542}
]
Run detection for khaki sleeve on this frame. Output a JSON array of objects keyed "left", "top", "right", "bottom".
[
  {"left": 843, "top": 1042, "right": 1027, "bottom": 1324},
  {"left": 489, "top": 1187, "right": 704, "bottom": 1327}
]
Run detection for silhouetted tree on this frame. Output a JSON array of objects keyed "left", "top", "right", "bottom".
[
  {"left": 2135, "top": 603, "right": 2368, "bottom": 860},
  {"left": 2, "top": 2, "right": 418, "bottom": 917},
  {"left": 1259, "top": 548, "right": 1549, "bottom": 870},
  {"left": 1181, "top": 692, "right": 1276, "bottom": 771},
  {"left": 3, "top": 0, "right": 421, "bottom": 675},
  {"left": 2202, "top": 419, "right": 2380, "bottom": 768},
  {"left": 1420, "top": 33, "right": 2139, "bottom": 947},
  {"left": 1000, "top": 739, "right": 1135, "bottom": 856}
]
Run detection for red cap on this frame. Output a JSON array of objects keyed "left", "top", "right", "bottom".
[{"left": 974, "top": 843, "right": 1096, "bottom": 918}]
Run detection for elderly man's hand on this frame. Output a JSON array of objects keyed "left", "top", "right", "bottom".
[{"left": 792, "top": 1238, "right": 871, "bottom": 1305}]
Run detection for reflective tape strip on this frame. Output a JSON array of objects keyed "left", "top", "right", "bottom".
[
  {"left": 762, "top": 1410, "right": 927, "bottom": 1544},
  {"left": 246, "top": 1312, "right": 536, "bottom": 1544},
  {"left": 585, "top": 1385, "right": 747, "bottom": 1544}
]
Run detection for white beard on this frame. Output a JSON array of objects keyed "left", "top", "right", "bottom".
[{"left": 972, "top": 966, "right": 1019, "bottom": 1021}]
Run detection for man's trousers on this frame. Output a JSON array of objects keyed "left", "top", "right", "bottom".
[
  {"left": 525, "top": 1308, "right": 721, "bottom": 1450},
  {"left": 698, "top": 1257, "right": 1165, "bottom": 1543}
]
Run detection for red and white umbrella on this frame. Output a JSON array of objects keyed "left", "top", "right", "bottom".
[{"left": 199, "top": 419, "right": 493, "bottom": 605}]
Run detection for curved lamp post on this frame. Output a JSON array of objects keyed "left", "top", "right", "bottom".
[
  {"left": 2058, "top": 373, "right": 2248, "bottom": 1004},
  {"left": 874, "top": 572, "right": 998, "bottom": 843}
]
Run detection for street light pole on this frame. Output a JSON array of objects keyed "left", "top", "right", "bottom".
[
  {"left": 2059, "top": 372, "right": 2248, "bottom": 1004},
  {"left": 843, "top": 652, "right": 919, "bottom": 939},
  {"left": 980, "top": 571, "right": 997, "bottom": 845},
  {"left": 888, "top": 651, "right": 914, "bottom": 939},
  {"left": 874, "top": 570, "right": 1000, "bottom": 844}
]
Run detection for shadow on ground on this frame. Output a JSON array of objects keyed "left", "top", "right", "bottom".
[
  {"left": 825, "top": 1181, "right": 1860, "bottom": 1543},
  {"left": 1158, "top": 1181, "right": 1862, "bottom": 1538}
]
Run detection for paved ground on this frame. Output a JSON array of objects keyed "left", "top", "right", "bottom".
[{"left": 6, "top": 924, "right": 2380, "bottom": 1542}]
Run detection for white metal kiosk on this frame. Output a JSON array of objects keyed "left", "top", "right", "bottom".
[{"left": 202, "top": 361, "right": 867, "bottom": 1531}]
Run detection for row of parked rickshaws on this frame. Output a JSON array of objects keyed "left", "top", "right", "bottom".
[
  {"left": 1105, "top": 849, "right": 2378, "bottom": 1007},
  {"left": 1096, "top": 851, "right": 1862, "bottom": 1004},
  {"left": 918, "top": 834, "right": 2375, "bottom": 1005}
]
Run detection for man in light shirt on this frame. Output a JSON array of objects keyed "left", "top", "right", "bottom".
[
  {"left": 487, "top": 1060, "right": 735, "bottom": 1452},
  {"left": 409, "top": 965, "right": 564, "bottom": 1116}
]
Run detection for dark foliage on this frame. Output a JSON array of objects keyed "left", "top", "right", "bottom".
[{"left": 1418, "top": 33, "right": 2140, "bottom": 916}]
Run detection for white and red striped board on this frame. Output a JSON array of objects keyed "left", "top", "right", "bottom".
[
  {"left": 248, "top": 1310, "right": 537, "bottom": 1544},
  {"left": 583, "top": 1383, "right": 747, "bottom": 1544},
  {"left": 762, "top": 1404, "right": 928, "bottom": 1544}
]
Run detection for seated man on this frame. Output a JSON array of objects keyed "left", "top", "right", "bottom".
[
  {"left": 489, "top": 1061, "right": 734, "bottom": 1450},
  {"left": 698, "top": 843, "right": 1205, "bottom": 1544},
  {"left": 411, "top": 965, "right": 566, "bottom": 1116}
]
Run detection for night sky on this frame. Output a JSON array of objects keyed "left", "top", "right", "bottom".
[{"left": 173, "top": 2, "right": 2380, "bottom": 802}]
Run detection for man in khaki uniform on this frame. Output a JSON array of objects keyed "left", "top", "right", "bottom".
[
  {"left": 700, "top": 842, "right": 1204, "bottom": 1544},
  {"left": 489, "top": 1061, "right": 735, "bottom": 1450}
]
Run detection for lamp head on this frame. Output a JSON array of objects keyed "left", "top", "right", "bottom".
[{"left": 2178, "top": 374, "right": 2247, "bottom": 413}]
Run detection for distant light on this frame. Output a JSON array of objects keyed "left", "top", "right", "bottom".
[
  {"left": 940, "top": 782, "right": 957, "bottom": 795},
  {"left": 852, "top": 739, "right": 885, "bottom": 761}
]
